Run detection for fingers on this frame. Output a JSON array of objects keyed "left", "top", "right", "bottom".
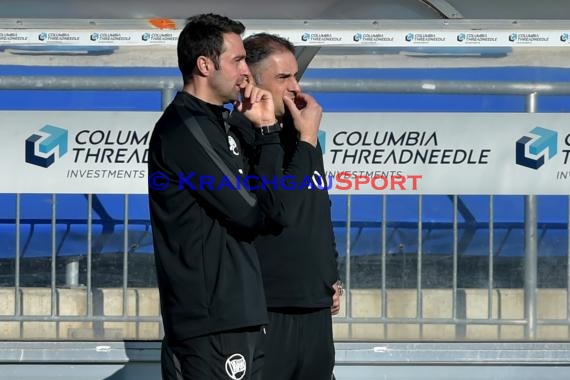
[
  {"left": 284, "top": 93, "right": 315, "bottom": 112},
  {"left": 240, "top": 83, "right": 272, "bottom": 104},
  {"left": 294, "top": 92, "right": 316, "bottom": 106},
  {"left": 283, "top": 96, "right": 301, "bottom": 118},
  {"left": 236, "top": 83, "right": 276, "bottom": 126},
  {"left": 330, "top": 282, "right": 342, "bottom": 315},
  {"left": 233, "top": 100, "right": 242, "bottom": 112},
  {"left": 330, "top": 295, "right": 340, "bottom": 315},
  {"left": 286, "top": 92, "right": 322, "bottom": 146},
  {"left": 331, "top": 305, "right": 340, "bottom": 315},
  {"left": 285, "top": 93, "right": 322, "bottom": 119}
]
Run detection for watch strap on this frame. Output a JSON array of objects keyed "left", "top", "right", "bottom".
[{"left": 257, "top": 121, "right": 281, "bottom": 135}]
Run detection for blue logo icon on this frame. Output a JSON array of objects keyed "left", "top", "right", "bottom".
[
  {"left": 38, "top": 32, "right": 47, "bottom": 41},
  {"left": 509, "top": 33, "right": 518, "bottom": 42},
  {"left": 301, "top": 33, "right": 310, "bottom": 42},
  {"left": 317, "top": 131, "right": 326, "bottom": 154},
  {"left": 142, "top": 33, "right": 150, "bottom": 41},
  {"left": 90, "top": 32, "right": 99, "bottom": 41},
  {"left": 25, "top": 125, "right": 68, "bottom": 168},
  {"left": 405, "top": 33, "right": 414, "bottom": 42},
  {"left": 515, "top": 127, "right": 557, "bottom": 169},
  {"left": 353, "top": 33, "right": 363, "bottom": 42},
  {"left": 457, "top": 33, "right": 465, "bottom": 42},
  {"left": 561, "top": 33, "right": 569, "bottom": 42}
]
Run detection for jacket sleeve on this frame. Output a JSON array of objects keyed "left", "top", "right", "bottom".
[
  {"left": 329, "top": 200, "right": 341, "bottom": 281},
  {"left": 253, "top": 131, "right": 320, "bottom": 227},
  {"left": 157, "top": 121, "right": 263, "bottom": 230}
]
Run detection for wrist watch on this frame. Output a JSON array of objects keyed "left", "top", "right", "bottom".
[{"left": 258, "top": 121, "right": 281, "bottom": 135}]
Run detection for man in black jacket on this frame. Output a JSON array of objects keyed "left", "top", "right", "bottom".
[
  {"left": 241, "top": 33, "right": 342, "bottom": 380},
  {"left": 149, "top": 15, "right": 324, "bottom": 380}
]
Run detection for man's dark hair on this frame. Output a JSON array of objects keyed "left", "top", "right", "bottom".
[
  {"left": 177, "top": 13, "right": 245, "bottom": 84},
  {"left": 243, "top": 33, "right": 295, "bottom": 83}
]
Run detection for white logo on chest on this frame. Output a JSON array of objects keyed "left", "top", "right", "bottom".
[
  {"left": 225, "top": 353, "right": 246, "bottom": 380},
  {"left": 308, "top": 169, "right": 328, "bottom": 190},
  {"left": 228, "top": 136, "right": 239, "bottom": 156}
]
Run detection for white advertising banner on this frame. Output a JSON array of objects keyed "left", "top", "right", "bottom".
[
  {"left": 1, "top": 29, "right": 570, "bottom": 47},
  {"left": 320, "top": 113, "right": 570, "bottom": 194},
  {"left": 1, "top": 111, "right": 569, "bottom": 194},
  {"left": 1, "top": 111, "right": 155, "bottom": 194}
]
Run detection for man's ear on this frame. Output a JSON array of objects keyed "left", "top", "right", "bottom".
[{"left": 196, "top": 56, "right": 212, "bottom": 76}]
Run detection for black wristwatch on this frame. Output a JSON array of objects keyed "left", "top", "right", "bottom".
[{"left": 257, "top": 121, "right": 281, "bottom": 135}]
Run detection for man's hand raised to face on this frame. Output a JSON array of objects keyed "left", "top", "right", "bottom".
[
  {"left": 234, "top": 82, "right": 278, "bottom": 127},
  {"left": 283, "top": 93, "right": 322, "bottom": 148}
]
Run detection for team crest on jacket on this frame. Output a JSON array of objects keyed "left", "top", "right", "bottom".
[
  {"left": 308, "top": 169, "right": 329, "bottom": 190},
  {"left": 225, "top": 353, "right": 246, "bottom": 380},
  {"left": 228, "top": 136, "right": 239, "bottom": 156}
]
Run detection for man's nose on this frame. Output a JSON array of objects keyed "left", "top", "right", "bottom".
[
  {"left": 290, "top": 78, "right": 301, "bottom": 93},
  {"left": 240, "top": 61, "right": 251, "bottom": 77}
]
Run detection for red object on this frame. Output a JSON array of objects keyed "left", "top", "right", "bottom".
[{"left": 148, "top": 18, "right": 177, "bottom": 29}]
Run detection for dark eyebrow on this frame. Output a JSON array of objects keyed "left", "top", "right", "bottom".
[{"left": 276, "top": 72, "right": 296, "bottom": 78}]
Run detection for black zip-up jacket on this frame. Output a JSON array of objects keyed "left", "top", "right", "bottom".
[
  {"left": 232, "top": 114, "right": 340, "bottom": 309},
  {"left": 148, "top": 92, "right": 318, "bottom": 341}
]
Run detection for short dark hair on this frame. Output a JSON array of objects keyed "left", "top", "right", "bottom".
[
  {"left": 243, "top": 33, "right": 295, "bottom": 82},
  {"left": 177, "top": 13, "right": 245, "bottom": 84}
]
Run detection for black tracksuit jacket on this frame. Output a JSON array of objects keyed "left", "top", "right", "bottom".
[
  {"left": 148, "top": 92, "right": 319, "bottom": 341},
  {"left": 232, "top": 114, "right": 340, "bottom": 309}
]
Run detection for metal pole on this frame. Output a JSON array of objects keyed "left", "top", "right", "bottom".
[
  {"left": 161, "top": 87, "right": 176, "bottom": 110},
  {"left": 524, "top": 92, "right": 538, "bottom": 340},
  {"left": 51, "top": 194, "right": 57, "bottom": 318},
  {"left": 488, "top": 195, "right": 495, "bottom": 320},
  {"left": 4, "top": 76, "right": 570, "bottom": 96},
  {"left": 123, "top": 195, "right": 129, "bottom": 319},
  {"left": 452, "top": 195, "right": 458, "bottom": 321},
  {"left": 381, "top": 194, "right": 387, "bottom": 338},
  {"left": 15, "top": 194, "right": 22, "bottom": 338},
  {"left": 87, "top": 195, "right": 93, "bottom": 318},
  {"left": 346, "top": 194, "right": 352, "bottom": 338},
  {"left": 51, "top": 194, "right": 59, "bottom": 339},
  {"left": 65, "top": 260, "right": 79, "bottom": 287},
  {"left": 567, "top": 195, "right": 570, "bottom": 338},
  {"left": 417, "top": 195, "right": 423, "bottom": 338}
]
